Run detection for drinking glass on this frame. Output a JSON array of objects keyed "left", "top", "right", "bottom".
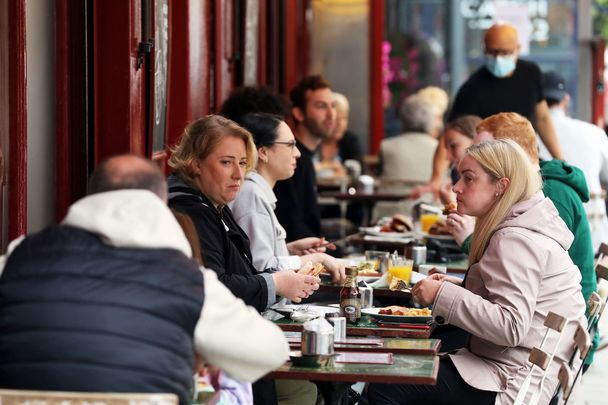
[
  {"left": 388, "top": 258, "right": 413, "bottom": 284},
  {"left": 364, "top": 250, "right": 390, "bottom": 273},
  {"left": 420, "top": 213, "right": 440, "bottom": 233}
]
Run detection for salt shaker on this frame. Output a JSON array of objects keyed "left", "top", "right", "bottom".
[{"left": 411, "top": 245, "right": 427, "bottom": 266}]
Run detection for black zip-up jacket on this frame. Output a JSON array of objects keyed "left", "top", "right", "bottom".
[{"left": 168, "top": 174, "right": 272, "bottom": 312}]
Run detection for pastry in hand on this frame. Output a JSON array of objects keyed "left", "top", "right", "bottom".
[
  {"left": 443, "top": 201, "right": 458, "bottom": 215},
  {"left": 298, "top": 262, "right": 325, "bottom": 277}
]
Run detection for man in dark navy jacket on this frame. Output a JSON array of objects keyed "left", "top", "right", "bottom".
[
  {"left": 274, "top": 75, "right": 337, "bottom": 241},
  {"left": 0, "top": 155, "right": 288, "bottom": 405}
]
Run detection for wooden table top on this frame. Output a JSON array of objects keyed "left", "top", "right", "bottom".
[
  {"left": 267, "top": 353, "right": 439, "bottom": 385},
  {"left": 275, "top": 315, "right": 434, "bottom": 339}
]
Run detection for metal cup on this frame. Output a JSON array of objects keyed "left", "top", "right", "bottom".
[
  {"left": 301, "top": 330, "right": 334, "bottom": 355},
  {"left": 360, "top": 286, "right": 374, "bottom": 308},
  {"left": 328, "top": 317, "right": 346, "bottom": 341},
  {"left": 411, "top": 245, "right": 427, "bottom": 266},
  {"left": 365, "top": 250, "right": 390, "bottom": 274}
]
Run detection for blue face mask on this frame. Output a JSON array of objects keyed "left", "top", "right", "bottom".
[{"left": 484, "top": 54, "right": 516, "bottom": 78}]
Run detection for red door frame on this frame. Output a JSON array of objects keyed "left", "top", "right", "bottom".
[
  {"left": 92, "top": 0, "right": 147, "bottom": 163},
  {"left": 369, "top": 0, "right": 384, "bottom": 155},
  {"left": 591, "top": 38, "right": 606, "bottom": 128},
  {"left": 55, "top": 0, "right": 90, "bottom": 220},
  {"left": 163, "top": 0, "right": 212, "bottom": 159},
  {"left": 2, "top": 0, "right": 28, "bottom": 241},
  {"left": 283, "top": 0, "right": 309, "bottom": 94}
]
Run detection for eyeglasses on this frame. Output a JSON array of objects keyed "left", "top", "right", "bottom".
[{"left": 273, "top": 140, "right": 297, "bottom": 149}]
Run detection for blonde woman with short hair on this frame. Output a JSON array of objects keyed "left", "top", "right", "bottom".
[
  {"left": 368, "top": 139, "right": 586, "bottom": 405},
  {"left": 167, "top": 115, "right": 322, "bottom": 312}
]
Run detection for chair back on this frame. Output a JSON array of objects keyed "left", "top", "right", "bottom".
[
  {"left": 514, "top": 312, "right": 568, "bottom": 405},
  {"left": 551, "top": 292, "right": 602, "bottom": 404},
  {"left": 596, "top": 242, "right": 608, "bottom": 262},
  {"left": 557, "top": 324, "right": 592, "bottom": 403},
  {"left": 0, "top": 389, "right": 178, "bottom": 405}
]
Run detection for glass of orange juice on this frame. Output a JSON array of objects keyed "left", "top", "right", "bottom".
[
  {"left": 420, "top": 213, "right": 440, "bottom": 233},
  {"left": 389, "top": 258, "right": 413, "bottom": 284}
]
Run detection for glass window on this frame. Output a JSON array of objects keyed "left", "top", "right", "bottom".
[{"left": 152, "top": 0, "right": 168, "bottom": 152}]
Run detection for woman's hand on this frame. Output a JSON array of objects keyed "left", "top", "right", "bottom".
[
  {"left": 272, "top": 270, "right": 320, "bottom": 303},
  {"left": 287, "top": 237, "right": 335, "bottom": 255},
  {"left": 300, "top": 252, "right": 346, "bottom": 284},
  {"left": 411, "top": 278, "right": 442, "bottom": 307},
  {"left": 427, "top": 273, "right": 450, "bottom": 282},
  {"left": 446, "top": 213, "right": 475, "bottom": 246},
  {"left": 427, "top": 272, "right": 463, "bottom": 286},
  {"left": 410, "top": 179, "right": 441, "bottom": 200},
  {"left": 438, "top": 182, "right": 455, "bottom": 206}
]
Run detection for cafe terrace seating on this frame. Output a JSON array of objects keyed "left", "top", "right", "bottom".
[
  {"left": 514, "top": 312, "right": 569, "bottom": 405},
  {"left": 0, "top": 389, "right": 178, "bottom": 405},
  {"left": 556, "top": 300, "right": 597, "bottom": 403}
]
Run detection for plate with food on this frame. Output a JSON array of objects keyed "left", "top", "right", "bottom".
[
  {"left": 360, "top": 227, "right": 413, "bottom": 239},
  {"left": 361, "top": 214, "right": 415, "bottom": 239},
  {"left": 422, "top": 217, "right": 455, "bottom": 241},
  {"left": 423, "top": 231, "right": 455, "bottom": 241},
  {"left": 355, "top": 261, "right": 382, "bottom": 280},
  {"left": 362, "top": 306, "right": 433, "bottom": 323},
  {"left": 422, "top": 201, "right": 458, "bottom": 240}
]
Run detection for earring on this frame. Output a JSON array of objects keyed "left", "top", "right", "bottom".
[{"left": 495, "top": 192, "right": 500, "bottom": 197}]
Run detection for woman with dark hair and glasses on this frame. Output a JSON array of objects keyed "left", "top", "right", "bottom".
[{"left": 230, "top": 112, "right": 345, "bottom": 280}]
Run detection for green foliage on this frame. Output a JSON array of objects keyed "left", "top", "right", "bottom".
[{"left": 593, "top": 0, "right": 608, "bottom": 39}]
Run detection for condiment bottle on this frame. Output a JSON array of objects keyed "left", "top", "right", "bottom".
[{"left": 340, "top": 266, "right": 361, "bottom": 324}]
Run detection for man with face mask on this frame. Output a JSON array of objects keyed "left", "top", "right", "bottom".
[
  {"left": 412, "top": 22, "right": 563, "bottom": 200},
  {"left": 448, "top": 22, "right": 562, "bottom": 159}
]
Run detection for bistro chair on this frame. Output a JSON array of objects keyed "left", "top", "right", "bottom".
[
  {"left": 557, "top": 321, "right": 594, "bottom": 404},
  {"left": 0, "top": 389, "right": 178, "bottom": 405},
  {"left": 596, "top": 242, "right": 608, "bottom": 263},
  {"left": 514, "top": 312, "right": 568, "bottom": 405},
  {"left": 548, "top": 292, "right": 604, "bottom": 405}
]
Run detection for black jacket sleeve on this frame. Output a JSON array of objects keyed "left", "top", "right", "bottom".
[{"left": 170, "top": 199, "right": 270, "bottom": 312}]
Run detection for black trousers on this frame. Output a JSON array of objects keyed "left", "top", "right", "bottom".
[{"left": 366, "top": 357, "right": 497, "bottom": 405}]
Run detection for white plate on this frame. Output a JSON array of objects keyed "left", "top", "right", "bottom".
[
  {"left": 270, "top": 304, "right": 339, "bottom": 317},
  {"left": 360, "top": 226, "right": 413, "bottom": 239},
  {"left": 358, "top": 276, "right": 381, "bottom": 283},
  {"left": 422, "top": 232, "right": 455, "bottom": 241},
  {"left": 320, "top": 273, "right": 381, "bottom": 283},
  {"left": 361, "top": 307, "right": 433, "bottom": 323}
]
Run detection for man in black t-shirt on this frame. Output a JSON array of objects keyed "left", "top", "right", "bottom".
[
  {"left": 274, "top": 75, "right": 336, "bottom": 241},
  {"left": 413, "top": 22, "right": 563, "bottom": 199}
]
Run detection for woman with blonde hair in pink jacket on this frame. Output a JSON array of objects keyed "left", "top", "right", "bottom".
[{"left": 368, "top": 139, "right": 586, "bottom": 405}]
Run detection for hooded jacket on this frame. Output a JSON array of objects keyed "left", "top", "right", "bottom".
[
  {"left": 0, "top": 190, "right": 288, "bottom": 403},
  {"left": 433, "top": 192, "right": 587, "bottom": 405},
  {"left": 167, "top": 174, "right": 277, "bottom": 311},
  {"left": 540, "top": 159, "right": 596, "bottom": 304},
  {"left": 461, "top": 160, "right": 598, "bottom": 363}
]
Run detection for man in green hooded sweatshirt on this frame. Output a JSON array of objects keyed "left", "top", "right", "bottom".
[{"left": 447, "top": 112, "right": 597, "bottom": 369}]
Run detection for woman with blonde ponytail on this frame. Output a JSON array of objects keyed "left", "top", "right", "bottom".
[
  {"left": 465, "top": 139, "right": 542, "bottom": 264},
  {"left": 368, "top": 139, "right": 587, "bottom": 405}
]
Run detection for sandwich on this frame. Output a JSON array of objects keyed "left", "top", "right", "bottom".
[
  {"left": 380, "top": 214, "right": 414, "bottom": 233},
  {"left": 298, "top": 261, "right": 325, "bottom": 277},
  {"left": 443, "top": 201, "right": 458, "bottom": 215}
]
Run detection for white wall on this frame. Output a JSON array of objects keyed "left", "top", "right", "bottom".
[
  {"left": 311, "top": 0, "right": 370, "bottom": 153},
  {"left": 26, "top": 0, "right": 55, "bottom": 232}
]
